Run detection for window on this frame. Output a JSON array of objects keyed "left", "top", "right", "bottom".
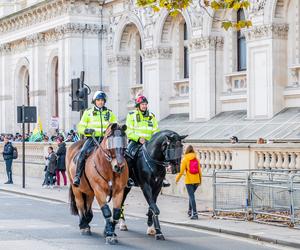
[
  {"left": 139, "top": 38, "right": 143, "bottom": 84},
  {"left": 237, "top": 9, "right": 246, "bottom": 71},
  {"left": 183, "top": 22, "right": 189, "bottom": 78}
]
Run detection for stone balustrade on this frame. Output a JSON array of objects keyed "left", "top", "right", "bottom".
[
  {"left": 254, "top": 147, "right": 300, "bottom": 170},
  {"left": 225, "top": 71, "right": 247, "bottom": 92},
  {"left": 173, "top": 79, "right": 189, "bottom": 97},
  {"left": 169, "top": 79, "right": 189, "bottom": 114},
  {"left": 2, "top": 141, "right": 300, "bottom": 208}
]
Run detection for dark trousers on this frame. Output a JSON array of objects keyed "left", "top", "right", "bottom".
[
  {"left": 186, "top": 184, "right": 199, "bottom": 215},
  {"left": 5, "top": 159, "right": 13, "bottom": 182},
  {"left": 44, "top": 171, "right": 54, "bottom": 186}
]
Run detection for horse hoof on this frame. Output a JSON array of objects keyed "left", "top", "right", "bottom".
[
  {"left": 80, "top": 228, "right": 91, "bottom": 236},
  {"left": 147, "top": 226, "right": 156, "bottom": 236},
  {"left": 155, "top": 234, "right": 165, "bottom": 240},
  {"left": 119, "top": 219, "right": 128, "bottom": 231},
  {"left": 105, "top": 236, "right": 118, "bottom": 245}
]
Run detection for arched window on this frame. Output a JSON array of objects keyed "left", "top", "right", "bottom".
[
  {"left": 139, "top": 37, "right": 143, "bottom": 84},
  {"left": 183, "top": 22, "right": 189, "bottom": 78},
  {"left": 54, "top": 58, "right": 59, "bottom": 117},
  {"left": 237, "top": 9, "right": 246, "bottom": 71}
]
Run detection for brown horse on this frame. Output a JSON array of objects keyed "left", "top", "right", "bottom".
[{"left": 66, "top": 123, "right": 128, "bottom": 244}]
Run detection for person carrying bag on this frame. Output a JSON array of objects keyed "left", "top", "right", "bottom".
[{"left": 175, "top": 145, "right": 202, "bottom": 220}]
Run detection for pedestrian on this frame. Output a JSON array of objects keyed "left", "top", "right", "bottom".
[
  {"left": 43, "top": 146, "right": 57, "bottom": 188},
  {"left": 2, "top": 135, "right": 14, "bottom": 184},
  {"left": 230, "top": 136, "right": 239, "bottom": 144},
  {"left": 175, "top": 145, "right": 202, "bottom": 220},
  {"left": 55, "top": 136, "right": 67, "bottom": 187}
]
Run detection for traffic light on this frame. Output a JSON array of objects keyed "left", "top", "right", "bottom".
[
  {"left": 70, "top": 78, "right": 88, "bottom": 111},
  {"left": 77, "top": 87, "right": 88, "bottom": 110},
  {"left": 70, "top": 71, "right": 90, "bottom": 112}
]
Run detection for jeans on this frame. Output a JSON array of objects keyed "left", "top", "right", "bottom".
[
  {"left": 186, "top": 184, "right": 199, "bottom": 215},
  {"left": 56, "top": 170, "right": 67, "bottom": 186},
  {"left": 44, "top": 171, "right": 54, "bottom": 186},
  {"left": 5, "top": 159, "right": 13, "bottom": 182}
]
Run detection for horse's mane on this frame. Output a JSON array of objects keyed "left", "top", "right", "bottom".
[{"left": 150, "top": 130, "right": 179, "bottom": 142}]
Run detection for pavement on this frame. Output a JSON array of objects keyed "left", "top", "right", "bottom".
[{"left": 1, "top": 174, "right": 300, "bottom": 249}]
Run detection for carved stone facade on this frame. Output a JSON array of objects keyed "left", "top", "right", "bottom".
[{"left": 0, "top": 0, "right": 299, "bottom": 135}]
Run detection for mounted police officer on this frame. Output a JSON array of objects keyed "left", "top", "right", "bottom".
[
  {"left": 73, "top": 91, "right": 117, "bottom": 187},
  {"left": 125, "top": 95, "right": 170, "bottom": 187}
]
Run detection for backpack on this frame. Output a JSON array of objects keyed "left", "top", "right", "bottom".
[
  {"left": 189, "top": 158, "right": 199, "bottom": 174},
  {"left": 12, "top": 146, "right": 18, "bottom": 160}
]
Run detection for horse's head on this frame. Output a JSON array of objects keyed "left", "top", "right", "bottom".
[
  {"left": 161, "top": 132, "right": 188, "bottom": 174},
  {"left": 102, "top": 123, "right": 128, "bottom": 174}
]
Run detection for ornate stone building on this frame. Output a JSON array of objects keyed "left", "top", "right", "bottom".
[{"left": 0, "top": 0, "right": 298, "bottom": 136}]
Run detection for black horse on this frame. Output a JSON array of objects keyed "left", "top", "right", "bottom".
[{"left": 120, "top": 130, "right": 187, "bottom": 240}]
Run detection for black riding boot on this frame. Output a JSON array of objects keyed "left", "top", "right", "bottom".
[{"left": 73, "top": 153, "right": 86, "bottom": 187}]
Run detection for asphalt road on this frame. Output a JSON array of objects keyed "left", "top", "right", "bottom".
[{"left": 0, "top": 191, "right": 291, "bottom": 250}]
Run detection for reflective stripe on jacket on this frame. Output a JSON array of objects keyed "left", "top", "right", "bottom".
[
  {"left": 77, "top": 107, "right": 117, "bottom": 137},
  {"left": 125, "top": 109, "right": 159, "bottom": 142}
]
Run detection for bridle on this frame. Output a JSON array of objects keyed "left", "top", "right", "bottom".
[{"left": 142, "top": 139, "right": 183, "bottom": 172}]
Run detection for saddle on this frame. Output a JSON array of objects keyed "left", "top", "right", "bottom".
[
  {"left": 73, "top": 145, "right": 96, "bottom": 165},
  {"left": 125, "top": 140, "right": 142, "bottom": 160}
]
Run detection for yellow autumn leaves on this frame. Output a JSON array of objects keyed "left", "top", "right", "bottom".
[{"left": 137, "top": 0, "right": 252, "bottom": 30}]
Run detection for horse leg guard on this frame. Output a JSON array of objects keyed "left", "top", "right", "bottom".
[
  {"left": 101, "top": 204, "right": 114, "bottom": 237},
  {"left": 85, "top": 209, "right": 93, "bottom": 225},
  {"left": 120, "top": 205, "right": 125, "bottom": 221},
  {"left": 113, "top": 208, "right": 121, "bottom": 223},
  {"left": 146, "top": 208, "right": 153, "bottom": 227}
]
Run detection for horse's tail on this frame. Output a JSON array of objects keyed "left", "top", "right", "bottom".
[{"left": 69, "top": 185, "right": 78, "bottom": 215}]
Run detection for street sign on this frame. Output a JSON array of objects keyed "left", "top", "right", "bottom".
[
  {"left": 50, "top": 116, "right": 59, "bottom": 129},
  {"left": 17, "top": 106, "right": 37, "bottom": 123}
]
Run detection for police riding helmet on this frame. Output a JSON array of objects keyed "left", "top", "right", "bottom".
[
  {"left": 92, "top": 91, "right": 107, "bottom": 104},
  {"left": 135, "top": 95, "right": 148, "bottom": 108}
]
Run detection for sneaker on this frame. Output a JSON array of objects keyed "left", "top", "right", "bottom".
[
  {"left": 187, "top": 210, "right": 192, "bottom": 217},
  {"left": 162, "top": 179, "right": 171, "bottom": 187},
  {"left": 4, "top": 181, "right": 12, "bottom": 184},
  {"left": 190, "top": 214, "right": 198, "bottom": 220},
  {"left": 42, "top": 185, "right": 47, "bottom": 189}
]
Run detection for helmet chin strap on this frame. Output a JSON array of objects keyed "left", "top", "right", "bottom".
[{"left": 94, "top": 104, "right": 105, "bottom": 111}]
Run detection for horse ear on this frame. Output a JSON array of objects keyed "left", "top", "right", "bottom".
[
  {"left": 121, "top": 124, "right": 127, "bottom": 131},
  {"left": 180, "top": 135, "right": 188, "bottom": 140},
  {"left": 110, "top": 123, "right": 118, "bottom": 130}
]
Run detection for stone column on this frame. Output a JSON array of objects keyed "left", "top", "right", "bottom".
[
  {"left": 245, "top": 24, "right": 289, "bottom": 119},
  {"left": 107, "top": 54, "right": 131, "bottom": 121},
  {"left": 27, "top": 34, "right": 47, "bottom": 132},
  {"left": 0, "top": 45, "right": 13, "bottom": 133},
  {"left": 140, "top": 46, "right": 173, "bottom": 121},
  {"left": 189, "top": 36, "right": 224, "bottom": 121}
]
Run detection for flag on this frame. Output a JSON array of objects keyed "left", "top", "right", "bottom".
[{"left": 29, "top": 117, "right": 43, "bottom": 142}]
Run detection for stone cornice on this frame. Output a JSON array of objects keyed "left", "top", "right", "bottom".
[
  {"left": 189, "top": 36, "right": 224, "bottom": 51},
  {"left": 0, "top": 23, "right": 103, "bottom": 55},
  {"left": 244, "top": 24, "right": 289, "bottom": 41},
  {"left": 140, "top": 47, "right": 173, "bottom": 60},
  {"left": 0, "top": 95, "right": 12, "bottom": 101},
  {"left": 29, "top": 90, "right": 46, "bottom": 97},
  {"left": 58, "top": 86, "right": 71, "bottom": 93},
  {"left": 107, "top": 55, "right": 130, "bottom": 67},
  {"left": 0, "top": 0, "right": 103, "bottom": 34}
]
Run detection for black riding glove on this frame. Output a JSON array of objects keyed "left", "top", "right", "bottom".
[{"left": 84, "top": 128, "right": 95, "bottom": 135}]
